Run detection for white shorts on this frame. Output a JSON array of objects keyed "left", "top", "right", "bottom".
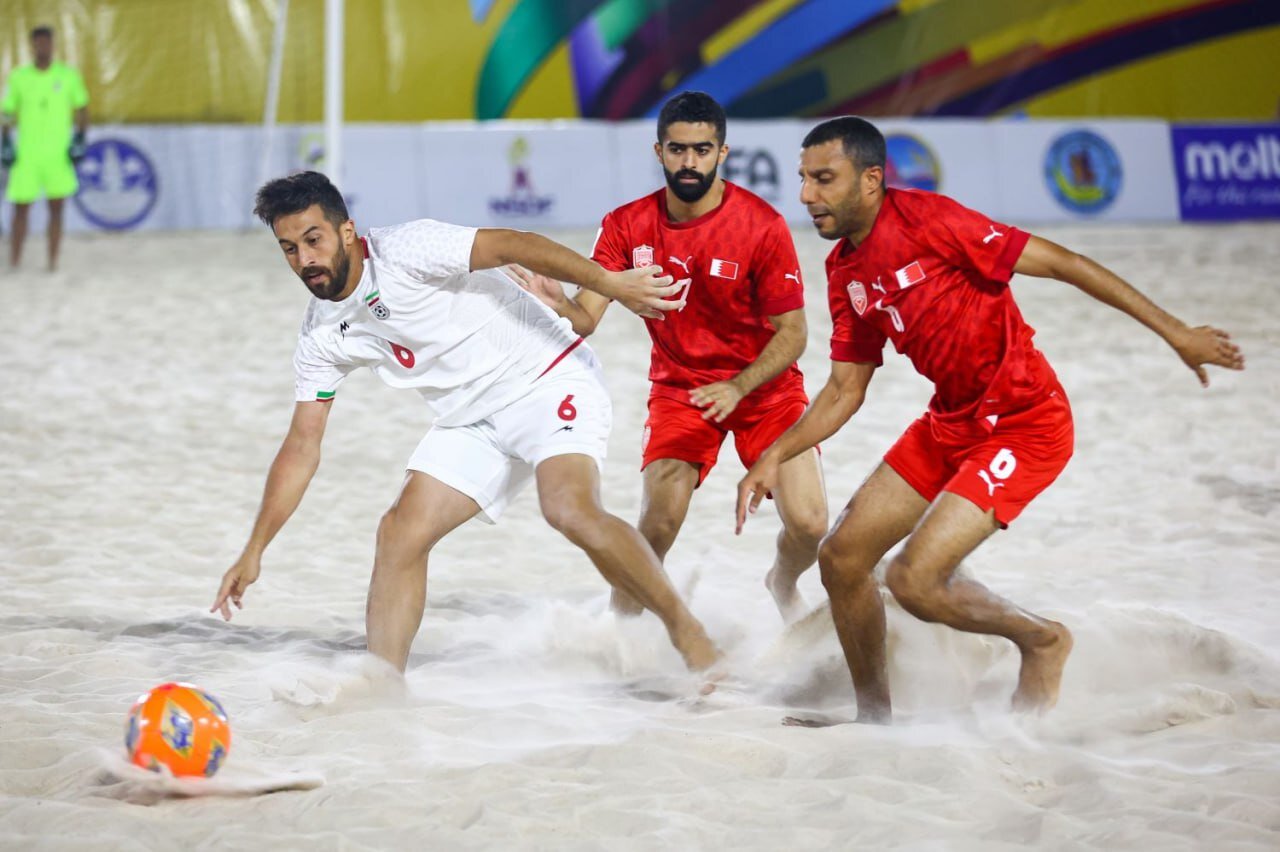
[{"left": 407, "top": 359, "right": 612, "bottom": 524}]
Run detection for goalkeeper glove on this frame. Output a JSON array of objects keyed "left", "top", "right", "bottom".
[
  {"left": 69, "top": 130, "right": 87, "bottom": 164},
  {"left": 0, "top": 135, "right": 14, "bottom": 169}
]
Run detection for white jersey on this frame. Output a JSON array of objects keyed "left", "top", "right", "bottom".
[{"left": 292, "top": 218, "right": 587, "bottom": 427}]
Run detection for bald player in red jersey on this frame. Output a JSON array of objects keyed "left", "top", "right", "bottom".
[
  {"left": 737, "top": 117, "right": 1245, "bottom": 724},
  {"left": 518, "top": 92, "right": 827, "bottom": 623}
]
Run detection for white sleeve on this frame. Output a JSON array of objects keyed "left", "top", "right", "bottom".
[
  {"left": 371, "top": 219, "right": 477, "bottom": 282},
  {"left": 293, "top": 328, "right": 355, "bottom": 403}
]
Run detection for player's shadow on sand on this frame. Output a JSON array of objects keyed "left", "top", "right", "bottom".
[
  {"left": 0, "top": 612, "right": 368, "bottom": 657},
  {"left": 1196, "top": 474, "right": 1280, "bottom": 515},
  {"left": 0, "top": 612, "right": 499, "bottom": 670}
]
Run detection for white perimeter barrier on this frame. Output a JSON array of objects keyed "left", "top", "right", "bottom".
[{"left": 6, "top": 119, "right": 1276, "bottom": 234}]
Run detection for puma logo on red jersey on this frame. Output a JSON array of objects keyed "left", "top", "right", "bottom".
[
  {"left": 668, "top": 255, "right": 693, "bottom": 275},
  {"left": 978, "top": 469, "right": 1005, "bottom": 496},
  {"left": 982, "top": 225, "right": 1004, "bottom": 245}
]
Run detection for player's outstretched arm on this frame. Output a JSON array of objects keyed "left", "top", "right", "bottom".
[
  {"left": 471, "top": 228, "right": 681, "bottom": 320},
  {"left": 736, "top": 361, "right": 875, "bottom": 532},
  {"left": 211, "top": 400, "right": 332, "bottom": 621},
  {"left": 1015, "top": 235, "right": 1245, "bottom": 386},
  {"left": 691, "top": 308, "right": 807, "bottom": 423},
  {"left": 505, "top": 264, "right": 612, "bottom": 336}
]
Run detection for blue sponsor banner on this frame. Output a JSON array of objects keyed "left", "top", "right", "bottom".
[{"left": 1171, "top": 124, "right": 1280, "bottom": 221}]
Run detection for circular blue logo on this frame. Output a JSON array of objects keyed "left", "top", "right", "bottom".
[
  {"left": 884, "top": 133, "right": 940, "bottom": 192},
  {"left": 1044, "top": 130, "right": 1122, "bottom": 215},
  {"left": 295, "top": 132, "right": 326, "bottom": 171},
  {"left": 73, "top": 138, "right": 158, "bottom": 230}
]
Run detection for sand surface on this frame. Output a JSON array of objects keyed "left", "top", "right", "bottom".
[{"left": 1, "top": 223, "right": 1277, "bottom": 849}]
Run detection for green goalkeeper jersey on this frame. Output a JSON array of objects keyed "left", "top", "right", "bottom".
[{"left": 1, "top": 62, "right": 89, "bottom": 157}]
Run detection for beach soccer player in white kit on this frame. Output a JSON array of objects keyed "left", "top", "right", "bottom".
[{"left": 210, "top": 171, "right": 721, "bottom": 674}]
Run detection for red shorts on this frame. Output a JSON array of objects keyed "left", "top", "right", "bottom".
[
  {"left": 884, "top": 386, "right": 1074, "bottom": 526},
  {"left": 642, "top": 392, "right": 808, "bottom": 486}
]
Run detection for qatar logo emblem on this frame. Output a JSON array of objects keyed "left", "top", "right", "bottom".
[
  {"left": 632, "top": 244, "right": 653, "bottom": 268},
  {"left": 885, "top": 133, "right": 941, "bottom": 192},
  {"left": 1044, "top": 129, "right": 1122, "bottom": 215},
  {"left": 847, "top": 280, "right": 868, "bottom": 314},
  {"left": 73, "top": 138, "right": 158, "bottom": 230}
]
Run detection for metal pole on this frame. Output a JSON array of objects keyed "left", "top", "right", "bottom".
[
  {"left": 323, "top": 0, "right": 343, "bottom": 186},
  {"left": 258, "top": 0, "right": 290, "bottom": 189}
]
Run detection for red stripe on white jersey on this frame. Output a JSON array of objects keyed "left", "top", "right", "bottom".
[{"left": 536, "top": 337, "right": 585, "bottom": 380}]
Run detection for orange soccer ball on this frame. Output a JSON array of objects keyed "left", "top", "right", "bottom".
[{"left": 124, "top": 682, "right": 232, "bottom": 777}]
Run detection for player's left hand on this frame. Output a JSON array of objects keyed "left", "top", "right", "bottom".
[
  {"left": 690, "top": 381, "right": 744, "bottom": 423},
  {"left": 1172, "top": 325, "right": 1245, "bottom": 387},
  {"left": 506, "top": 263, "right": 568, "bottom": 309}
]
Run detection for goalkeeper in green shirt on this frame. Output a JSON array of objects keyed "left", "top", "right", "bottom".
[{"left": 1, "top": 26, "right": 89, "bottom": 271}]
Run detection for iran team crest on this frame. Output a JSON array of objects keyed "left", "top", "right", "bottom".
[
  {"left": 632, "top": 244, "right": 654, "bottom": 268},
  {"left": 847, "top": 280, "right": 868, "bottom": 315},
  {"left": 365, "top": 290, "right": 390, "bottom": 320}
]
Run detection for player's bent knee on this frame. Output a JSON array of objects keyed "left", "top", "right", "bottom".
[
  {"left": 818, "top": 540, "right": 873, "bottom": 593},
  {"left": 884, "top": 556, "right": 937, "bottom": 617},
  {"left": 375, "top": 508, "right": 434, "bottom": 565},
  {"left": 786, "top": 511, "right": 828, "bottom": 550},
  {"left": 817, "top": 529, "right": 859, "bottom": 570},
  {"left": 540, "top": 496, "right": 603, "bottom": 543},
  {"left": 816, "top": 534, "right": 843, "bottom": 572},
  {"left": 638, "top": 510, "right": 682, "bottom": 549}
]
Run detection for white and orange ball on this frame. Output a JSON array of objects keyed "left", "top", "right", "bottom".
[{"left": 124, "top": 682, "right": 231, "bottom": 777}]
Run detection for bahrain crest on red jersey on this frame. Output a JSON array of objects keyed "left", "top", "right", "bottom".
[{"left": 847, "top": 280, "right": 868, "bottom": 314}]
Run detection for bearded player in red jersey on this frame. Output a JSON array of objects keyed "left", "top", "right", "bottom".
[
  {"left": 518, "top": 92, "right": 828, "bottom": 623},
  {"left": 737, "top": 117, "right": 1245, "bottom": 724}
]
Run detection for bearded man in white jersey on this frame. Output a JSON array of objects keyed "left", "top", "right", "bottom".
[{"left": 210, "top": 171, "right": 721, "bottom": 674}]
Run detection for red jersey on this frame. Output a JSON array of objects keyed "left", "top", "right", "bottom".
[
  {"left": 826, "top": 188, "right": 1057, "bottom": 420},
  {"left": 593, "top": 182, "right": 806, "bottom": 406}
]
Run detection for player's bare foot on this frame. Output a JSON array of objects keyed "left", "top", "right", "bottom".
[
  {"left": 1011, "top": 620, "right": 1073, "bottom": 714},
  {"left": 783, "top": 713, "right": 846, "bottom": 728},
  {"left": 698, "top": 668, "right": 729, "bottom": 696},
  {"left": 765, "top": 566, "right": 807, "bottom": 625},
  {"left": 782, "top": 707, "right": 890, "bottom": 727},
  {"left": 675, "top": 624, "right": 722, "bottom": 673}
]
